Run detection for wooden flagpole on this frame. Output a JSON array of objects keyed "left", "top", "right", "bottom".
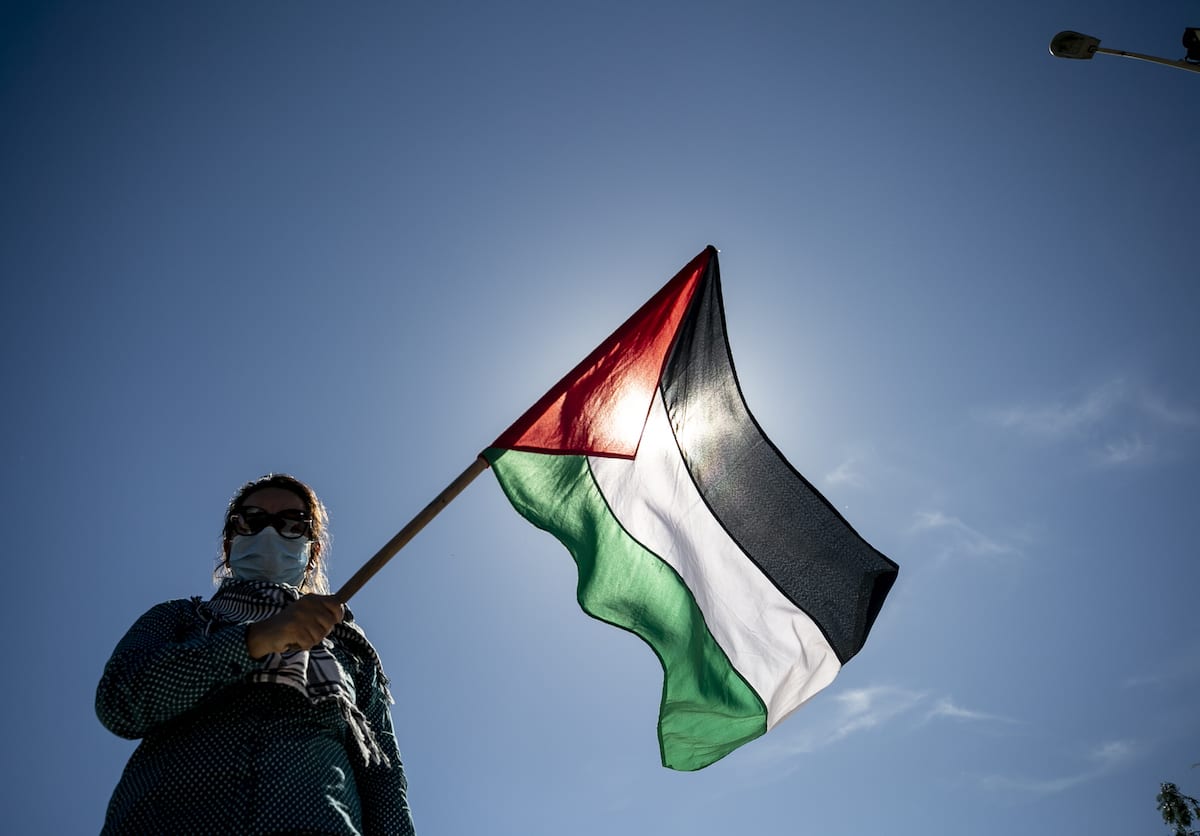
[{"left": 334, "top": 455, "right": 491, "bottom": 603}]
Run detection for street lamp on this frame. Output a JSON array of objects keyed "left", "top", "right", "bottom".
[{"left": 1049, "top": 28, "right": 1200, "bottom": 74}]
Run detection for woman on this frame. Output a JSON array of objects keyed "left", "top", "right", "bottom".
[{"left": 96, "top": 474, "right": 416, "bottom": 835}]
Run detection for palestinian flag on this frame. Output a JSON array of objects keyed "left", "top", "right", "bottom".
[{"left": 483, "top": 246, "right": 898, "bottom": 770}]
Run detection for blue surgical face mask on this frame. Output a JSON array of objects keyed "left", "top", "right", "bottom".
[{"left": 228, "top": 527, "right": 311, "bottom": 587}]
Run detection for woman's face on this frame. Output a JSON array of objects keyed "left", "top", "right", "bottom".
[{"left": 225, "top": 485, "right": 314, "bottom": 585}]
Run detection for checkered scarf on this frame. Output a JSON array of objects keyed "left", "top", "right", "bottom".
[{"left": 195, "top": 579, "right": 392, "bottom": 767}]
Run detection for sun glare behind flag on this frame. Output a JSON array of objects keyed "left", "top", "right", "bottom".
[{"left": 484, "top": 246, "right": 899, "bottom": 771}]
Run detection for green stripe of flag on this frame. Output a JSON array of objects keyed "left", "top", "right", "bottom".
[{"left": 485, "top": 446, "right": 767, "bottom": 771}]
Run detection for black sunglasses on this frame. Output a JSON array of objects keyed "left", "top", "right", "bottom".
[{"left": 230, "top": 506, "right": 312, "bottom": 540}]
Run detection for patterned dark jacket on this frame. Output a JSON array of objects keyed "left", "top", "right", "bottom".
[{"left": 96, "top": 597, "right": 415, "bottom": 835}]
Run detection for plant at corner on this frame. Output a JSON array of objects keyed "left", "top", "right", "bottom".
[{"left": 1157, "top": 782, "right": 1200, "bottom": 836}]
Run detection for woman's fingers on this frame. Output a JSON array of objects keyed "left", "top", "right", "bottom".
[
  {"left": 289, "top": 595, "right": 345, "bottom": 639},
  {"left": 246, "top": 595, "right": 346, "bottom": 657}
]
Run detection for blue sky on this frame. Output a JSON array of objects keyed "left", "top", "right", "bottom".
[{"left": 3, "top": 2, "right": 1199, "bottom": 834}]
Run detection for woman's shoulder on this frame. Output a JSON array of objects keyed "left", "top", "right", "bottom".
[
  {"left": 126, "top": 597, "right": 206, "bottom": 629},
  {"left": 142, "top": 596, "right": 203, "bottom": 614}
]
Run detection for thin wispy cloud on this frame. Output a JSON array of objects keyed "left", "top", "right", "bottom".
[
  {"left": 753, "top": 686, "right": 927, "bottom": 760},
  {"left": 1123, "top": 642, "right": 1200, "bottom": 690},
  {"left": 1094, "top": 434, "right": 1151, "bottom": 466},
  {"left": 985, "top": 379, "right": 1126, "bottom": 437},
  {"left": 911, "top": 511, "right": 1017, "bottom": 561},
  {"left": 824, "top": 455, "right": 866, "bottom": 489},
  {"left": 825, "top": 686, "right": 927, "bottom": 744},
  {"left": 742, "top": 686, "right": 1014, "bottom": 773},
  {"left": 1091, "top": 740, "right": 1135, "bottom": 768},
  {"left": 1140, "top": 393, "right": 1200, "bottom": 428},
  {"left": 979, "top": 739, "right": 1139, "bottom": 796},
  {"left": 922, "top": 697, "right": 1019, "bottom": 726},
  {"left": 980, "top": 378, "right": 1198, "bottom": 466},
  {"left": 748, "top": 684, "right": 1131, "bottom": 798}
]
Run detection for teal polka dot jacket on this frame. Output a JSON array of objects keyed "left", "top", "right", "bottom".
[{"left": 96, "top": 598, "right": 416, "bottom": 835}]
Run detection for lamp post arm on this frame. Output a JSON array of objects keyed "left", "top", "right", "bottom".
[{"left": 1095, "top": 46, "right": 1200, "bottom": 74}]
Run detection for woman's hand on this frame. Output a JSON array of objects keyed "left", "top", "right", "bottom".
[{"left": 245, "top": 595, "right": 345, "bottom": 658}]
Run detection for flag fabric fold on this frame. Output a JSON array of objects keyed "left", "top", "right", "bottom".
[{"left": 485, "top": 246, "right": 898, "bottom": 770}]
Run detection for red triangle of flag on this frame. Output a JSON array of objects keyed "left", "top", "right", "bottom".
[{"left": 493, "top": 247, "right": 713, "bottom": 458}]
